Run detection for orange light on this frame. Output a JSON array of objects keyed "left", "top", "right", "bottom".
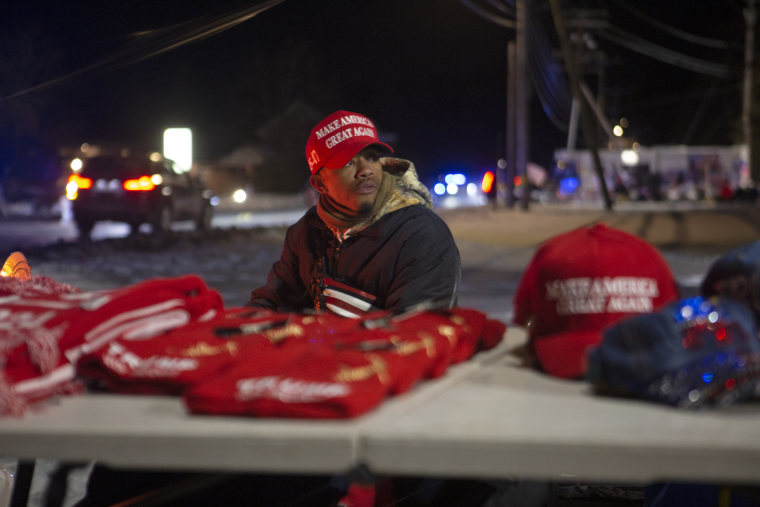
[
  {"left": 67, "top": 173, "right": 92, "bottom": 189},
  {"left": 481, "top": 171, "right": 495, "bottom": 193},
  {"left": 513, "top": 176, "right": 523, "bottom": 187},
  {"left": 1, "top": 251, "right": 31, "bottom": 280},
  {"left": 123, "top": 176, "right": 156, "bottom": 191}
]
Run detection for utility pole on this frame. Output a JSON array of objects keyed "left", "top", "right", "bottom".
[
  {"left": 506, "top": 41, "right": 517, "bottom": 208},
  {"left": 744, "top": 0, "right": 756, "bottom": 182},
  {"left": 464, "top": 0, "right": 527, "bottom": 209},
  {"left": 549, "top": 0, "right": 613, "bottom": 210},
  {"left": 515, "top": 0, "right": 529, "bottom": 210}
]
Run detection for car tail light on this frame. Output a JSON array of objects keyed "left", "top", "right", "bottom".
[
  {"left": 66, "top": 173, "right": 93, "bottom": 200},
  {"left": 67, "top": 173, "right": 93, "bottom": 189},
  {"left": 123, "top": 175, "right": 157, "bottom": 191},
  {"left": 481, "top": 171, "right": 495, "bottom": 194}
]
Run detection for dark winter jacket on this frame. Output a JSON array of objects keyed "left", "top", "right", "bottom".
[{"left": 247, "top": 162, "right": 461, "bottom": 314}]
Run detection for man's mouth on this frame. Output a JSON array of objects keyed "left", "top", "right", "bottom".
[{"left": 355, "top": 180, "right": 377, "bottom": 194}]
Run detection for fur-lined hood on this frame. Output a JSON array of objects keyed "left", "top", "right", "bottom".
[{"left": 381, "top": 157, "right": 433, "bottom": 210}]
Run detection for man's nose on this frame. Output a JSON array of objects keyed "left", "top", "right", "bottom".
[{"left": 355, "top": 158, "right": 374, "bottom": 178}]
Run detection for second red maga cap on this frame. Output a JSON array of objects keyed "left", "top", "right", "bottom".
[
  {"left": 513, "top": 223, "right": 679, "bottom": 379},
  {"left": 305, "top": 111, "right": 393, "bottom": 174}
]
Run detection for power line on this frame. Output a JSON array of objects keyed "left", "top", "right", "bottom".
[
  {"left": 608, "top": 0, "right": 735, "bottom": 50},
  {"left": 525, "top": 2, "right": 573, "bottom": 130},
  {"left": 0, "top": 0, "right": 286, "bottom": 105},
  {"left": 459, "top": 0, "right": 515, "bottom": 29},
  {"left": 461, "top": 0, "right": 573, "bottom": 129},
  {"left": 595, "top": 24, "right": 734, "bottom": 78},
  {"left": 483, "top": 0, "right": 515, "bottom": 17}
]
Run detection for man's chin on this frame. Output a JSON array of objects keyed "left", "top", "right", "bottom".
[{"left": 357, "top": 201, "right": 374, "bottom": 216}]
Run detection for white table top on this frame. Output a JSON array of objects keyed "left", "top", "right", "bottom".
[
  {"left": 1, "top": 328, "right": 759, "bottom": 484},
  {"left": 0, "top": 394, "right": 360, "bottom": 474},
  {"left": 360, "top": 329, "right": 760, "bottom": 484},
  {"left": 0, "top": 338, "right": 490, "bottom": 475}
]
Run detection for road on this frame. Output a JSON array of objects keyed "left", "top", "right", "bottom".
[
  {"left": 0, "top": 205, "right": 309, "bottom": 252},
  {"left": 4, "top": 199, "right": 754, "bottom": 325}
]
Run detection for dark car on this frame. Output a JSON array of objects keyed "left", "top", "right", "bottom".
[{"left": 67, "top": 155, "right": 213, "bottom": 238}]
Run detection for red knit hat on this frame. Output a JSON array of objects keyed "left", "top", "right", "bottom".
[
  {"left": 305, "top": 110, "right": 393, "bottom": 174},
  {"left": 513, "top": 223, "right": 679, "bottom": 379}
]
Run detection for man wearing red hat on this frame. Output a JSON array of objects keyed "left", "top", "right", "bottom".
[{"left": 247, "top": 110, "right": 461, "bottom": 317}]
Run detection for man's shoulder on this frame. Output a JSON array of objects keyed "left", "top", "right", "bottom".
[
  {"left": 391, "top": 203, "right": 447, "bottom": 223},
  {"left": 380, "top": 204, "right": 452, "bottom": 235},
  {"left": 285, "top": 206, "right": 325, "bottom": 237}
]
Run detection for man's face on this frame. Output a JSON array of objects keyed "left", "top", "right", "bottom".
[{"left": 312, "top": 147, "right": 384, "bottom": 214}]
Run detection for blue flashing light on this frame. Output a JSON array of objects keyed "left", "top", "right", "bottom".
[
  {"left": 675, "top": 297, "right": 699, "bottom": 322},
  {"left": 433, "top": 183, "right": 446, "bottom": 195},
  {"left": 673, "top": 296, "right": 720, "bottom": 323},
  {"left": 702, "top": 372, "right": 714, "bottom": 383},
  {"left": 444, "top": 173, "right": 466, "bottom": 186},
  {"left": 558, "top": 176, "right": 579, "bottom": 195}
]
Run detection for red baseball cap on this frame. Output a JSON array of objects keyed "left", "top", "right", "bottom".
[
  {"left": 305, "top": 110, "right": 393, "bottom": 174},
  {"left": 513, "top": 223, "right": 679, "bottom": 379}
]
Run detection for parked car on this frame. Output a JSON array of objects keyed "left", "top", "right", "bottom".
[{"left": 67, "top": 155, "right": 213, "bottom": 238}]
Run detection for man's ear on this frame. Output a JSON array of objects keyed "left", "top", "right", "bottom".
[{"left": 310, "top": 173, "right": 326, "bottom": 194}]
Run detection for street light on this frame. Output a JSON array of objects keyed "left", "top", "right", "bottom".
[{"left": 621, "top": 149, "right": 639, "bottom": 166}]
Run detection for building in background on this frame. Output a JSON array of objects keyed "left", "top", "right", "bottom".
[{"left": 553, "top": 145, "right": 752, "bottom": 203}]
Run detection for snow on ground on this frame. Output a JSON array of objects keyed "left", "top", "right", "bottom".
[
  {"left": 19, "top": 221, "right": 522, "bottom": 323},
  {"left": 15, "top": 199, "right": 746, "bottom": 326},
  {"left": 22, "top": 226, "right": 288, "bottom": 309}
]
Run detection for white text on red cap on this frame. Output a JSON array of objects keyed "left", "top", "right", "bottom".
[{"left": 314, "top": 114, "right": 375, "bottom": 140}]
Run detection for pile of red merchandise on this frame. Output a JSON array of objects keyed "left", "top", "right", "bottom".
[
  {"left": 0, "top": 274, "right": 223, "bottom": 416},
  {"left": 79, "top": 306, "right": 505, "bottom": 418},
  {"left": 1, "top": 272, "right": 505, "bottom": 419}
]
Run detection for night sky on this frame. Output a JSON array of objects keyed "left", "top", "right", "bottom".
[{"left": 0, "top": 0, "right": 748, "bottom": 184}]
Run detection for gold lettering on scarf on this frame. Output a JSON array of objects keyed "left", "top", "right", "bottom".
[
  {"left": 437, "top": 325, "right": 458, "bottom": 346},
  {"left": 391, "top": 335, "right": 436, "bottom": 358},
  {"left": 174, "top": 341, "right": 239, "bottom": 357},
  {"left": 334, "top": 354, "right": 389, "bottom": 385},
  {"left": 264, "top": 324, "right": 304, "bottom": 344}
]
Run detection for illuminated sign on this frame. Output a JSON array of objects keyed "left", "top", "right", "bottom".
[{"left": 163, "top": 128, "right": 193, "bottom": 172}]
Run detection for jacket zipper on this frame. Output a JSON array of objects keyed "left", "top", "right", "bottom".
[{"left": 332, "top": 241, "right": 343, "bottom": 275}]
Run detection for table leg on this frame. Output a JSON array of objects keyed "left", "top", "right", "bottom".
[{"left": 10, "top": 460, "right": 34, "bottom": 507}]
